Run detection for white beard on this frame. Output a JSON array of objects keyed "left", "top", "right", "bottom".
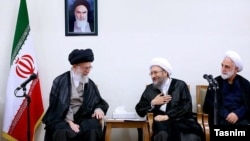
[
  {"left": 75, "top": 19, "right": 87, "bottom": 29},
  {"left": 221, "top": 70, "right": 234, "bottom": 80},
  {"left": 74, "top": 19, "right": 91, "bottom": 32},
  {"left": 74, "top": 68, "right": 88, "bottom": 83}
]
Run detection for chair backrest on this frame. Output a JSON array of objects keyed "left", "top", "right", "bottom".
[{"left": 196, "top": 85, "right": 208, "bottom": 113}]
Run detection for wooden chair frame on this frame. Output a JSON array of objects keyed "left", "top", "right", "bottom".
[
  {"left": 196, "top": 85, "right": 210, "bottom": 141},
  {"left": 147, "top": 113, "right": 154, "bottom": 138}
]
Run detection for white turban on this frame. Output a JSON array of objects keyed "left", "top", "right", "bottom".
[
  {"left": 150, "top": 57, "right": 173, "bottom": 76},
  {"left": 224, "top": 50, "right": 243, "bottom": 72}
]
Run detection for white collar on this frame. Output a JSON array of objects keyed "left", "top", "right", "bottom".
[{"left": 161, "top": 78, "right": 172, "bottom": 94}]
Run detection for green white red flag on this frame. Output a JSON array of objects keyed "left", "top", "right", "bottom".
[{"left": 2, "top": 0, "right": 44, "bottom": 141}]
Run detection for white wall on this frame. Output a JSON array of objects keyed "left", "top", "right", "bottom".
[{"left": 1, "top": 0, "right": 250, "bottom": 141}]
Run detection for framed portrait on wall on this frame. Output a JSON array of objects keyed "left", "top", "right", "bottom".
[{"left": 65, "top": 0, "right": 98, "bottom": 36}]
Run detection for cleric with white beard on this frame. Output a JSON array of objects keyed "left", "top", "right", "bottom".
[
  {"left": 72, "top": 0, "right": 91, "bottom": 33},
  {"left": 203, "top": 50, "right": 250, "bottom": 127}
]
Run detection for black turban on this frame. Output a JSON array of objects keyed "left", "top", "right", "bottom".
[
  {"left": 68, "top": 48, "right": 94, "bottom": 65},
  {"left": 73, "top": 0, "right": 90, "bottom": 11}
]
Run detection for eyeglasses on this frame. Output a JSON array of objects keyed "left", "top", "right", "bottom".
[
  {"left": 78, "top": 65, "right": 93, "bottom": 70},
  {"left": 149, "top": 71, "right": 163, "bottom": 76}
]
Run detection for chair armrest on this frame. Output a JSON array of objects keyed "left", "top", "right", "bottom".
[
  {"left": 197, "top": 104, "right": 204, "bottom": 132},
  {"left": 100, "top": 118, "right": 105, "bottom": 130},
  {"left": 147, "top": 112, "right": 154, "bottom": 137},
  {"left": 203, "top": 113, "right": 210, "bottom": 141}
]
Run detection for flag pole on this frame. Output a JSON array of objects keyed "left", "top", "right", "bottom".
[
  {"left": 14, "top": 86, "right": 31, "bottom": 141},
  {"left": 14, "top": 73, "right": 38, "bottom": 141}
]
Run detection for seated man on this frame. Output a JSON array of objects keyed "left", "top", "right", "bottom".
[
  {"left": 135, "top": 57, "right": 203, "bottom": 141},
  {"left": 203, "top": 50, "right": 250, "bottom": 126},
  {"left": 42, "top": 48, "right": 109, "bottom": 141}
]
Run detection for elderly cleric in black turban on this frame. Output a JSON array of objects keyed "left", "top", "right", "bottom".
[{"left": 68, "top": 48, "right": 94, "bottom": 65}]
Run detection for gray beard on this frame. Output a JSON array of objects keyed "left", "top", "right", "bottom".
[
  {"left": 74, "top": 71, "right": 88, "bottom": 83},
  {"left": 153, "top": 81, "right": 164, "bottom": 90},
  {"left": 221, "top": 71, "right": 234, "bottom": 80}
]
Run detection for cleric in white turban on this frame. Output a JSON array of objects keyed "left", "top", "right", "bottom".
[
  {"left": 203, "top": 50, "right": 250, "bottom": 127},
  {"left": 150, "top": 57, "right": 173, "bottom": 76},
  {"left": 136, "top": 57, "right": 204, "bottom": 141},
  {"left": 224, "top": 50, "right": 243, "bottom": 72}
]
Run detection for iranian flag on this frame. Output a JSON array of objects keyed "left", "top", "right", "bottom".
[{"left": 2, "top": 0, "right": 44, "bottom": 141}]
